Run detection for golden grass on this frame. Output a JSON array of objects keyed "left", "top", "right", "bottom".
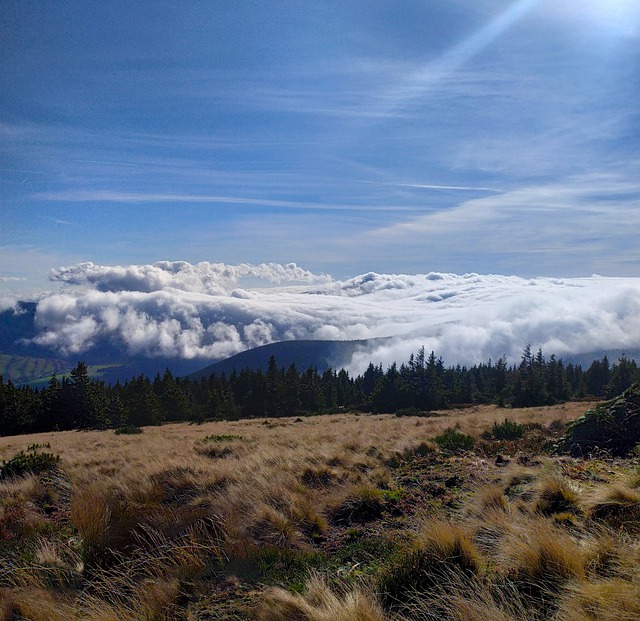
[
  {"left": 533, "top": 473, "right": 582, "bottom": 516},
  {"left": 1, "top": 400, "right": 637, "bottom": 621},
  {"left": 256, "top": 576, "right": 387, "bottom": 621}
]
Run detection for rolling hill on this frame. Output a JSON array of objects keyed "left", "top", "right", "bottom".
[{"left": 186, "top": 338, "right": 392, "bottom": 380}]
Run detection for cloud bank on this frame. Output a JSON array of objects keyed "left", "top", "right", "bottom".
[{"left": 25, "top": 261, "right": 640, "bottom": 372}]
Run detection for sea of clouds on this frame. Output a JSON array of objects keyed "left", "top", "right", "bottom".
[{"left": 13, "top": 261, "right": 640, "bottom": 373}]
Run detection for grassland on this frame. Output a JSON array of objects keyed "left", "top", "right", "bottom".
[
  {"left": 0, "top": 354, "right": 70, "bottom": 385},
  {"left": 1, "top": 401, "right": 639, "bottom": 620}
]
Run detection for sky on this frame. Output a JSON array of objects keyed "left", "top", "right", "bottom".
[{"left": 1, "top": 1, "right": 639, "bottom": 369}]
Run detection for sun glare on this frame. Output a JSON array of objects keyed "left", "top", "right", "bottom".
[{"left": 576, "top": 0, "right": 640, "bottom": 37}]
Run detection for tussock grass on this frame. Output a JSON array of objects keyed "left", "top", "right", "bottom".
[
  {"left": 533, "top": 474, "right": 582, "bottom": 516},
  {"left": 329, "top": 484, "right": 387, "bottom": 525},
  {"left": 498, "top": 517, "right": 586, "bottom": 586},
  {"left": 587, "top": 483, "right": 640, "bottom": 533},
  {"left": 470, "top": 484, "right": 510, "bottom": 517},
  {"left": 0, "top": 400, "right": 636, "bottom": 620},
  {"left": 70, "top": 482, "right": 112, "bottom": 561},
  {"left": 559, "top": 578, "right": 640, "bottom": 621},
  {"left": 255, "top": 576, "right": 387, "bottom": 621},
  {"left": 378, "top": 520, "right": 483, "bottom": 612}
]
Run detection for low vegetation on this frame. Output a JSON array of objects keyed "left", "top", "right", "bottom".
[{"left": 1, "top": 393, "right": 639, "bottom": 620}]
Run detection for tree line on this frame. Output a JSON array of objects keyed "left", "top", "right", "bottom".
[{"left": 1, "top": 346, "right": 638, "bottom": 437}]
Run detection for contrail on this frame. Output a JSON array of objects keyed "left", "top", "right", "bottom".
[
  {"left": 395, "top": 183, "right": 502, "bottom": 193},
  {"left": 0, "top": 168, "right": 44, "bottom": 174},
  {"left": 71, "top": 159, "right": 138, "bottom": 167}
]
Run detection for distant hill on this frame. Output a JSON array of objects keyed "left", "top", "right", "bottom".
[
  {"left": 0, "top": 302, "right": 203, "bottom": 385},
  {"left": 559, "top": 349, "right": 640, "bottom": 368},
  {"left": 0, "top": 353, "right": 71, "bottom": 384},
  {"left": 187, "top": 338, "right": 392, "bottom": 380},
  {"left": 0, "top": 302, "right": 44, "bottom": 359}
]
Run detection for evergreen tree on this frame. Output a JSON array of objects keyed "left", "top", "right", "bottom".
[
  {"left": 605, "top": 356, "right": 639, "bottom": 397},
  {"left": 586, "top": 356, "right": 610, "bottom": 397},
  {"left": 123, "top": 376, "right": 162, "bottom": 427}
]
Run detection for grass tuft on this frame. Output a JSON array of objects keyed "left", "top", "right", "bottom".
[
  {"left": 534, "top": 475, "right": 582, "bottom": 516},
  {"left": 378, "top": 520, "right": 483, "bottom": 612},
  {"left": 255, "top": 575, "right": 388, "bottom": 621},
  {"left": 587, "top": 483, "right": 640, "bottom": 533}
]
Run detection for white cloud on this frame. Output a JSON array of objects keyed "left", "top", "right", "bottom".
[
  {"left": 22, "top": 261, "right": 640, "bottom": 371},
  {"left": 50, "top": 260, "right": 331, "bottom": 294}
]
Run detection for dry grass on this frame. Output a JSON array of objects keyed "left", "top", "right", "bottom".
[
  {"left": 256, "top": 576, "right": 387, "bottom": 621},
  {"left": 1, "top": 400, "right": 637, "bottom": 621},
  {"left": 586, "top": 483, "right": 640, "bottom": 533}
]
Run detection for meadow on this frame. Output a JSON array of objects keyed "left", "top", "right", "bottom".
[{"left": 1, "top": 401, "right": 639, "bottom": 620}]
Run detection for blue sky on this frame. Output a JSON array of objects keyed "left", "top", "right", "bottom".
[{"left": 1, "top": 0, "right": 639, "bottom": 296}]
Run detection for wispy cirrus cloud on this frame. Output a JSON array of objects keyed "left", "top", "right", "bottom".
[
  {"left": 359, "top": 172, "right": 640, "bottom": 274},
  {"left": 35, "top": 189, "right": 430, "bottom": 211}
]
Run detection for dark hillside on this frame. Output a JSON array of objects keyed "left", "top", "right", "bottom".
[{"left": 187, "top": 338, "right": 392, "bottom": 379}]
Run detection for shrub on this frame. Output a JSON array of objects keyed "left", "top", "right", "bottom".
[
  {"left": 0, "top": 449, "right": 60, "bottom": 480},
  {"left": 556, "top": 383, "right": 640, "bottom": 457},
  {"left": 434, "top": 427, "right": 475, "bottom": 452},
  {"left": 199, "top": 434, "right": 243, "bottom": 443},
  {"left": 395, "top": 406, "right": 433, "bottom": 417},
  {"left": 490, "top": 419, "right": 525, "bottom": 440},
  {"left": 114, "top": 425, "right": 143, "bottom": 435}
]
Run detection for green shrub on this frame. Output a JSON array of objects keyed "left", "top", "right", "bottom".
[
  {"left": 114, "top": 425, "right": 143, "bottom": 435},
  {"left": 0, "top": 449, "right": 61, "bottom": 480},
  {"left": 26, "top": 442, "right": 51, "bottom": 451},
  {"left": 556, "top": 383, "right": 640, "bottom": 457},
  {"left": 199, "top": 434, "right": 243, "bottom": 443},
  {"left": 434, "top": 427, "right": 475, "bottom": 452},
  {"left": 491, "top": 418, "right": 525, "bottom": 440}
]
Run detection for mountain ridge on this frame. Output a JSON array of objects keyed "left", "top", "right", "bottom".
[{"left": 186, "top": 337, "right": 394, "bottom": 380}]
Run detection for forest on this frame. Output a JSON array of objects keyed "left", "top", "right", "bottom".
[{"left": 1, "top": 345, "right": 638, "bottom": 437}]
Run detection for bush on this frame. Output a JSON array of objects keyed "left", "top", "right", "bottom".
[
  {"left": 395, "top": 406, "right": 435, "bottom": 418},
  {"left": 434, "top": 427, "right": 475, "bottom": 452},
  {"left": 114, "top": 425, "right": 143, "bottom": 435},
  {"left": 490, "top": 419, "right": 525, "bottom": 440},
  {"left": 0, "top": 449, "right": 61, "bottom": 480},
  {"left": 556, "top": 383, "right": 640, "bottom": 457},
  {"left": 199, "top": 434, "right": 243, "bottom": 443}
]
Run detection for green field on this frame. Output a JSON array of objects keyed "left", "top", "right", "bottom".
[
  {"left": 0, "top": 354, "right": 123, "bottom": 386},
  {"left": 0, "top": 354, "right": 70, "bottom": 384}
]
